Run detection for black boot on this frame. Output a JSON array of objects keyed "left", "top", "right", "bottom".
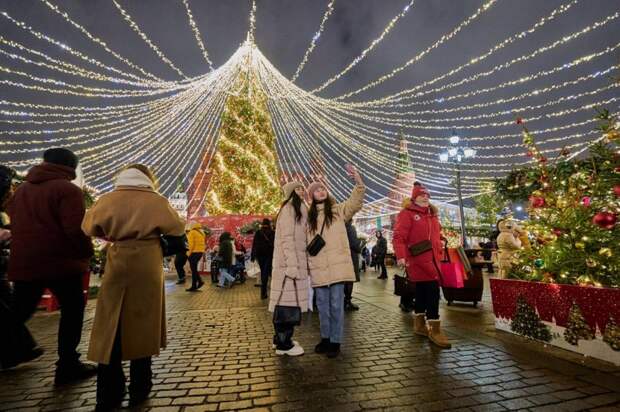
[
  {"left": 314, "top": 338, "right": 330, "bottom": 354},
  {"left": 326, "top": 342, "right": 341, "bottom": 358}
]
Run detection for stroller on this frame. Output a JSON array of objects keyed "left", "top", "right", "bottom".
[{"left": 210, "top": 255, "right": 246, "bottom": 286}]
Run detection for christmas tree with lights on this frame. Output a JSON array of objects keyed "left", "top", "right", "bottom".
[
  {"left": 497, "top": 111, "right": 620, "bottom": 288},
  {"left": 510, "top": 296, "right": 552, "bottom": 342},
  {"left": 204, "top": 70, "right": 281, "bottom": 215},
  {"left": 564, "top": 302, "right": 595, "bottom": 345},
  {"left": 603, "top": 317, "right": 620, "bottom": 351}
]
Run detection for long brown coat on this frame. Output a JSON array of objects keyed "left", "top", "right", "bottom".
[
  {"left": 269, "top": 202, "right": 309, "bottom": 312},
  {"left": 308, "top": 184, "right": 365, "bottom": 288},
  {"left": 82, "top": 187, "right": 185, "bottom": 364}
]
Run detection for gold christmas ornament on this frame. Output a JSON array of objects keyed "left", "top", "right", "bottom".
[
  {"left": 575, "top": 242, "right": 585, "bottom": 250},
  {"left": 598, "top": 247, "right": 613, "bottom": 257}
]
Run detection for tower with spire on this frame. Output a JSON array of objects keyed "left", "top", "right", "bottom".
[{"left": 388, "top": 131, "right": 416, "bottom": 212}]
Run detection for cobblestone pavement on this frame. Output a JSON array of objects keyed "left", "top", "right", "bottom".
[{"left": 1, "top": 269, "right": 619, "bottom": 412}]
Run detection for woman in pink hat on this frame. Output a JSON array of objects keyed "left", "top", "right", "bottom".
[{"left": 306, "top": 166, "right": 365, "bottom": 358}]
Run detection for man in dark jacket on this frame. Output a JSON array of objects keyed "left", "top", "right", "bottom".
[
  {"left": 374, "top": 231, "right": 388, "bottom": 279},
  {"left": 0, "top": 165, "right": 43, "bottom": 370},
  {"left": 344, "top": 221, "right": 361, "bottom": 311},
  {"left": 8, "top": 148, "right": 95, "bottom": 384},
  {"left": 251, "top": 218, "right": 275, "bottom": 299}
]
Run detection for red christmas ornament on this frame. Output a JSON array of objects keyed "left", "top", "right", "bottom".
[
  {"left": 614, "top": 184, "right": 620, "bottom": 197},
  {"left": 516, "top": 117, "right": 523, "bottom": 125},
  {"left": 592, "top": 211, "right": 617, "bottom": 230},
  {"left": 581, "top": 196, "right": 591, "bottom": 207},
  {"left": 529, "top": 196, "right": 546, "bottom": 208},
  {"left": 552, "top": 228, "right": 564, "bottom": 236},
  {"left": 526, "top": 150, "right": 534, "bottom": 158},
  {"left": 539, "top": 156, "right": 548, "bottom": 163}
]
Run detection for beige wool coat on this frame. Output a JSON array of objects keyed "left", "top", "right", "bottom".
[
  {"left": 308, "top": 184, "right": 365, "bottom": 288},
  {"left": 269, "top": 202, "right": 309, "bottom": 312},
  {"left": 82, "top": 186, "right": 185, "bottom": 364}
]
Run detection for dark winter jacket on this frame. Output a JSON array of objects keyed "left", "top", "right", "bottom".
[
  {"left": 251, "top": 228, "right": 275, "bottom": 262},
  {"left": 8, "top": 163, "right": 93, "bottom": 281},
  {"left": 374, "top": 236, "right": 388, "bottom": 257},
  {"left": 345, "top": 222, "right": 361, "bottom": 282}
]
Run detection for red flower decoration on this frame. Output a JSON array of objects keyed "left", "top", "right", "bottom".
[{"left": 581, "top": 196, "right": 591, "bottom": 207}]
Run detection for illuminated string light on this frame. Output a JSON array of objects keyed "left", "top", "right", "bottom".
[
  {"left": 39, "top": 0, "right": 164, "bottom": 82},
  {"left": 328, "top": 0, "right": 500, "bottom": 98},
  {"left": 310, "top": 0, "right": 416, "bottom": 93},
  {"left": 112, "top": 0, "right": 189, "bottom": 79},
  {"left": 346, "top": 9, "right": 619, "bottom": 105},
  {"left": 181, "top": 0, "right": 214, "bottom": 70},
  {"left": 0, "top": 11, "right": 158, "bottom": 83},
  {"left": 290, "top": 0, "right": 335, "bottom": 82}
]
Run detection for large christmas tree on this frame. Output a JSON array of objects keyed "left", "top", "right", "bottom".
[{"left": 204, "top": 70, "right": 281, "bottom": 215}]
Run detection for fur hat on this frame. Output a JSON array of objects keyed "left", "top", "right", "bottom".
[
  {"left": 307, "top": 181, "right": 327, "bottom": 199},
  {"left": 282, "top": 181, "right": 303, "bottom": 199},
  {"left": 43, "top": 148, "right": 79, "bottom": 170},
  {"left": 411, "top": 184, "right": 430, "bottom": 199}
]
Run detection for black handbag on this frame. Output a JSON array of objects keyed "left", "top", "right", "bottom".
[
  {"left": 273, "top": 277, "right": 302, "bottom": 326},
  {"left": 393, "top": 272, "right": 416, "bottom": 296},
  {"left": 160, "top": 234, "right": 188, "bottom": 257},
  {"left": 408, "top": 239, "right": 433, "bottom": 257},
  {"left": 306, "top": 219, "right": 327, "bottom": 257}
]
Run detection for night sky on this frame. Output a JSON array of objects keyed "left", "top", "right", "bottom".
[{"left": 1, "top": 0, "right": 619, "bottom": 202}]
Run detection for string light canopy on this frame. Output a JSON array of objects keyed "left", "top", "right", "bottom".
[{"left": 0, "top": 0, "right": 618, "bottom": 218}]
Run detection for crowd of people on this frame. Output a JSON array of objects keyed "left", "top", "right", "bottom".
[{"left": 0, "top": 147, "right": 455, "bottom": 411}]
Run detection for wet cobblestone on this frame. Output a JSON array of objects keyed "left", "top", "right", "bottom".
[{"left": 0, "top": 270, "right": 619, "bottom": 411}]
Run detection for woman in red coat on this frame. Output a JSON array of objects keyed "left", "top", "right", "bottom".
[{"left": 393, "top": 185, "right": 451, "bottom": 349}]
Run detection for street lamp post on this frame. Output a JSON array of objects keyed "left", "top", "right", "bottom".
[{"left": 439, "top": 131, "right": 476, "bottom": 248}]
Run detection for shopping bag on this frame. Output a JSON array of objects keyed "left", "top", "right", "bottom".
[
  {"left": 440, "top": 262, "right": 465, "bottom": 288},
  {"left": 246, "top": 261, "right": 260, "bottom": 278}
]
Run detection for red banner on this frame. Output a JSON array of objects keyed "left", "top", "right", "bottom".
[{"left": 194, "top": 214, "right": 272, "bottom": 250}]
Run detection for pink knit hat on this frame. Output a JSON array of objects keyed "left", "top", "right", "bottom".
[{"left": 307, "top": 181, "right": 327, "bottom": 199}]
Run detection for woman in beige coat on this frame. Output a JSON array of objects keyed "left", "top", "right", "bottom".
[
  {"left": 307, "top": 167, "right": 365, "bottom": 358},
  {"left": 81, "top": 164, "right": 185, "bottom": 411},
  {"left": 269, "top": 182, "right": 309, "bottom": 356}
]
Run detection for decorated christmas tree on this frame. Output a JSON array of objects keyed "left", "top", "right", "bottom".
[
  {"left": 204, "top": 69, "right": 281, "bottom": 215},
  {"left": 496, "top": 111, "right": 620, "bottom": 287},
  {"left": 603, "top": 317, "right": 620, "bottom": 351},
  {"left": 564, "top": 303, "right": 595, "bottom": 345},
  {"left": 510, "top": 296, "right": 552, "bottom": 342}
]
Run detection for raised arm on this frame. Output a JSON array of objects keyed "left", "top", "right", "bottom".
[{"left": 340, "top": 167, "right": 366, "bottom": 221}]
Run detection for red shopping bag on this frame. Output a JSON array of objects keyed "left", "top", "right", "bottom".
[{"left": 440, "top": 262, "right": 465, "bottom": 288}]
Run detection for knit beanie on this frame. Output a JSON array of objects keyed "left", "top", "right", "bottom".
[
  {"left": 307, "top": 181, "right": 327, "bottom": 199},
  {"left": 411, "top": 184, "right": 430, "bottom": 199},
  {"left": 282, "top": 181, "right": 303, "bottom": 199},
  {"left": 43, "top": 148, "right": 79, "bottom": 170}
]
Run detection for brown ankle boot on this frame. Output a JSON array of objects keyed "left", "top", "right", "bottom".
[
  {"left": 427, "top": 320, "right": 451, "bottom": 349},
  {"left": 413, "top": 314, "right": 428, "bottom": 337}
]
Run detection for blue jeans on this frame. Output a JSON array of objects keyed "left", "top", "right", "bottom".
[
  {"left": 315, "top": 283, "right": 345, "bottom": 343},
  {"left": 218, "top": 268, "right": 235, "bottom": 287}
]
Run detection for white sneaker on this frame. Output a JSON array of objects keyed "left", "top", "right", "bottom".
[
  {"left": 275, "top": 344, "right": 304, "bottom": 357},
  {"left": 272, "top": 340, "right": 299, "bottom": 349}
]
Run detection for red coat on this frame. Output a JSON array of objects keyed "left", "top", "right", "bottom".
[
  {"left": 8, "top": 163, "right": 93, "bottom": 282},
  {"left": 393, "top": 203, "right": 443, "bottom": 283}
]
